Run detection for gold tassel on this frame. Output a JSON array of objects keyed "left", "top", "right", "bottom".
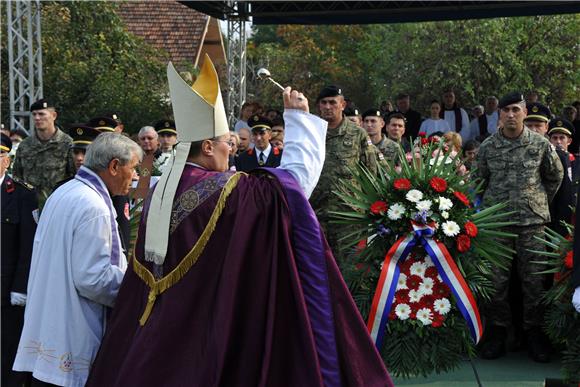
[{"left": 133, "top": 172, "right": 245, "bottom": 325}]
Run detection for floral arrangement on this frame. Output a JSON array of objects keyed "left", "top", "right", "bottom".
[
  {"left": 533, "top": 225, "right": 580, "bottom": 383},
  {"left": 332, "top": 140, "right": 516, "bottom": 377}
]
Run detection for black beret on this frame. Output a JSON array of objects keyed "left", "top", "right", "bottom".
[
  {"left": 316, "top": 85, "right": 343, "bottom": 102},
  {"left": 498, "top": 92, "right": 524, "bottom": 109},
  {"left": 344, "top": 106, "right": 360, "bottom": 117},
  {"left": 548, "top": 117, "right": 575, "bottom": 137},
  {"left": 69, "top": 124, "right": 101, "bottom": 150},
  {"left": 30, "top": 98, "right": 53, "bottom": 111},
  {"left": 362, "top": 108, "right": 382, "bottom": 119},
  {"left": 88, "top": 116, "right": 117, "bottom": 132},
  {"left": 248, "top": 115, "right": 272, "bottom": 133},
  {"left": 154, "top": 120, "right": 177, "bottom": 135},
  {"left": 1, "top": 133, "right": 12, "bottom": 153},
  {"left": 525, "top": 102, "right": 551, "bottom": 122}
]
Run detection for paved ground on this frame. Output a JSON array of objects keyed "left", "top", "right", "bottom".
[{"left": 392, "top": 351, "right": 563, "bottom": 387}]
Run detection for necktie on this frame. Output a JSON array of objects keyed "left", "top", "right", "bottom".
[{"left": 259, "top": 152, "right": 265, "bottom": 166}]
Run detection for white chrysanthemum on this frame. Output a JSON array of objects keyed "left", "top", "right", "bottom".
[
  {"left": 416, "top": 199, "right": 432, "bottom": 212},
  {"left": 419, "top": 277, "right": 434, "bottom": 295},
  {"left": 433, "top": 298, "right": 451, "bottom": 315},
  {"left": 416, "top": 308, "right": 433, "bottom": 325},
  {"left": 438, "top": 196, "right": 453, "bottom": 211},
  {"left": 397, "top": 273, "right": 408, "bottom": 290},
  {"left": 410, "top": 262, "right": 427, "bottom": 277},
  {"left": 441, "top": 220, "right": 460, "bottom": 237},
  {"left": 409, "top": 289, "right": 423, "bottom": 303},
  {"left": 441, "top": 211, "right": 449, "bottom": 219},
  {"left": 395, "top": 303, "right": 411, "bottom": 320},
  {"left": 406, "top": 189, "right": 423, "bottom": 203},
  {"left": 387, "top": 203, "right": 406, "bottom": 220},
  {"left": 423, "top": 255, "right": 434, "bottom": 267}
]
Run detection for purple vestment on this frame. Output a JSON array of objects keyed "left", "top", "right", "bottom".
[{"left": 86, "top": 165, "right": 392, "bottom": 386}]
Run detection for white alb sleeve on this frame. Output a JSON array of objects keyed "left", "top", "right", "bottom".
[{"left": 279, "top": 109, "right": 328, "bottom": 198}]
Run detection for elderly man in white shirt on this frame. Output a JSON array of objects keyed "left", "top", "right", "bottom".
[{"left": 13, "top": 133, "right": 142, "bottom": 387}]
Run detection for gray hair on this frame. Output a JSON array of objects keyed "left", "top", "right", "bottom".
[
  {"left": 138, "top": 126, "right": 157, "bottom": 139},
  {"left": 84, "top": 132, "right": 143, "bottom": 172}
]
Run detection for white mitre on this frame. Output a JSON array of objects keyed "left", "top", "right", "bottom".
[{"left": 144, "top": 54, "right": 229, "bottom": 264}]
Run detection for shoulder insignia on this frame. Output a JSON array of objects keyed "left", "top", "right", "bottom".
[
  {"left": 5, "top": 179, "right": 15, "bottom": 193},
  {"left": 273, "top": 147, "right": 280, "bottom": 156},
  {"left": 366, "top": 136, "right": 373, "bottom": 146},
  {"left": 569, "top": 154, "right": 575, "bottom": 162},
  {"left": 378, "top": 153, "right": 385, "bottom": 160},
  {"left": 11, "top": 176, "right": 34, "bottom": 190},
  {"left": 550, "top": 144, "right": 556, "bottom": 152},
  {"left": 247, "top": 148, "right": 254, "bottom": 156}
]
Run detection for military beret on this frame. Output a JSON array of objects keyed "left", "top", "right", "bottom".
[
  {"left": 88, "top": 116, "right": 117, "bottom": 132},
  {"left": 362, "top": 108, "right": 382, "bottom": 119},
  {"left": 344, "top": 106, "right": 360, "bottom": 117},
  {"left": 498, "top": 92, "right": 524, "bottom": 109},
  {"left": 1, "top": 133, "right": 12, "bottom": 153},
  {"left": 525, "top": 102, "right": 551, "bottom": 122},
  {"left": 316, "top": 85, "right": 343, "bottom": 102},
  {"left": 30, "top": 98, "right": 53, "bottom": 111},
  {"left": 154, "top": 119, "right": 177, "bottom": 135},
  {"left": 249, "top": 115, "right": 272, "bottom": 133},
  {"left": 69, "top": 124, "right": 101, "bottom": 150},
  {"left": 548, "top": 117, "right": 575, "bottom": 137}
]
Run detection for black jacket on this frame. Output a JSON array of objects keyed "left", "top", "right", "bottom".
[
  {"left": 1, "top": 176, "right": 38, "bottom": 306},
  {"left": 235, "top": 146, "right": 283, "bottom": 173}
]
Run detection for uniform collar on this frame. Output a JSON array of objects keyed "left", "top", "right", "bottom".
[
  {"left": 255, "top": 143, "right": 272, "bottom": 161},
  {"left": 32, "top": 127, "right": 66, "bottom": 145},
  {"left": 494, "top": 126, "right": 531, "bottom": 147}
]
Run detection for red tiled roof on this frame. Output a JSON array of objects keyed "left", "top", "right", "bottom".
[{"left": 118, "top": 0, "right": 208, "bottom": 66}]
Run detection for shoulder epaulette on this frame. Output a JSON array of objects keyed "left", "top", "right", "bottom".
[{"left": 11, "top": 176, "right": 34, "bottom": 190}]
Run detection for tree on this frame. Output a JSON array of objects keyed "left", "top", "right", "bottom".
[
  {"left": 1, "top": 1, "right": 171, "bottom": 134},
  {"left": 249, "top": 15, "right": 579, "bottom": 115}
]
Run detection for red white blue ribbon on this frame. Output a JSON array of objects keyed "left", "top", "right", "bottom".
[{"left": 367, "top": 223, "right": 483, "bottom": 350}]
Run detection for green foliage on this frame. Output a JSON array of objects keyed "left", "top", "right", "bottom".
[
  {"left": 1, "top": 1, "right": 171, "bottom": 134},
  {"left": 249, "top": 15, "right": 579, "bottom": 113}
]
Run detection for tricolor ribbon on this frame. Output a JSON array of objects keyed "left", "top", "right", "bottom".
[{"left": 367, "top": 223, "right": 483, "bottom": 350}]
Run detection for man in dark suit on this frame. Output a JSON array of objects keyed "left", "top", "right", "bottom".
[
  {"left": 1, "top": 134, "right": 38, "bottom": 387},
  {"left": 235, "top": 115, "right": 283, "bottom": 172}
]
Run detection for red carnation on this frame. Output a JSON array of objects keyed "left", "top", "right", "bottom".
[
  {"left": 554, "top": 272, "right": 563, "bottom": 282},
  {"left": 433, "top": 282, "right": 450, "bottom": 298},
  {"left": 407, "top": 274, "right": 423, "bottom": 290},
  {"left": 389, "top": 308, "right": 397, "bottom": 320},
  {"left": 456, "top": 234, "right": 471, "bottom": 252},
  {"left": 429, "top": 137, "right": 440, "bottom": 144},
  {"left": 429, "top": 176, "right": 448, "bottom": 193},
  {"left": 395, "top": 289, "right": 410, "bottom": 304},
  {"left": 564, "top": 250, "right": 573, "bottom": 269},
  {"left": 355, "top": 238, "right": 367, "bottom": 253},
  {"left": 421, "top": 137, "right": 429, "bottom": 145},
  {"left": 370, "top": 200, "right": 388, "bottom": 215},
  {"left": 355, "top": 262, "right": 371, "bottom": 274},
  {"left": 400, "top": 258, "right": 414, "bottom": 273},
  {"left": 425, "top": 266, "right": 439, "bottom": 279},
  {"left": 394, "top": 178, "right": 411, "bottom": 191},
  {"left": 453, "top": 191, "right": 471, "bottom": 207},
  {"left": 418, "top": 131, "right": 427, "bottom": 137},
  {"left": 432, "top": 313, "right": 445, "bottom": 328},
  {"left": 420, "top": 295, "right": 435, "bottom": 308},
  {"left": 464, "top": 221, "right": 478, "bottom": 238}
]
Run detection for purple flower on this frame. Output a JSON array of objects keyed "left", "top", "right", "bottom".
[{"left": 377, "top": 224, "right": 392, "bottom": 237}]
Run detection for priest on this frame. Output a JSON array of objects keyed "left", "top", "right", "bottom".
[{"left": 86, "top": 55, "right": 392, "bottom": 387}]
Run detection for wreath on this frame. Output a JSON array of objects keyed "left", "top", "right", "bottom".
[{"left": 332, "top": 136, "right": 516, "bottom": 377}]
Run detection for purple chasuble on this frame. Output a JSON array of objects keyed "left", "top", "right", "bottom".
[{"left": 86, "top": 165, "right": 392, "bottom": 387}]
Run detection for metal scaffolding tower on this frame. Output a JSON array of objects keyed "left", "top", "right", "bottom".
[
  {"left": 225, "top": 1, "right": 248, "bottom": 127},
  {"left": 7, "top": 0, "right": 43, "bottom": 135}
]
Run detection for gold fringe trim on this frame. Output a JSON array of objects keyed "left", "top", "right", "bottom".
[{"left": 133, "top": 172, "right": 246, "bottom": 325}]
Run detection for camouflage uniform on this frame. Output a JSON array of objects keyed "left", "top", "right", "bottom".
[
  {"left": 374, "top": 134, "right": 401, "bottom": 165},
  {"left": 310, "top": 117, "right": 383, "bottom": 262},
  {"left": 475, "top": 126, "right": 563, "bottom": 329},
  {"left": 12, "top": 129, "right": 75, "bottom": 199}
]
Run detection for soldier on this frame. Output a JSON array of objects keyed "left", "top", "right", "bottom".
[
  {"left": 88, "top": 116, "right": 117, "bottom": 133},
  {"left": 344, "top": 106, "right": 362, "bottom": 127},
  {"left": 235, "top": 115, "right": 283, "bottom": 172},
  {"left": 385, "top": 113, "right": 411, "bottom": 152},
  {"left": 1, "top": 134, "right": 38, "bottom": 387},
  {"left": 362, "top": 108, "right": 400, "bottom": 164},
  {"left": 310, "top": 85, "right": 382, "bottom": 262},
  {"left": 475, "top": 92, "right": 563, "bottom": 363},
  {"left": 12, "top": 99, "right": 75, "bottom": 200}
]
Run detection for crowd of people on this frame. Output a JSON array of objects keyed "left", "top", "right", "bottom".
[{"left": 2, "top": 62, "right": 580, "bottom": 387}]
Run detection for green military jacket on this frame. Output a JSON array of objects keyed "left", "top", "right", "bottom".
[
  {"left": 310, "top": 117, "right": 382, "bottom": 221},
  {"left": 12, "top": 128, "right": 75, "bottom": 197},
  {"left": 375, "top": 134, "right": 401, "bottom": 165},
  {"left": 475, "top": 127, "right": 563, "bottom": 226}
]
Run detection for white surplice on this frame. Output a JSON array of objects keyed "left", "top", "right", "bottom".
[{"left": 13, "top": 170, "right": 126, "bottom": 387}]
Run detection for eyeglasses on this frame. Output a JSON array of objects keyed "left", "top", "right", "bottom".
[{"left": 212, "top": 140, "right": 234, "bottom": 147}]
